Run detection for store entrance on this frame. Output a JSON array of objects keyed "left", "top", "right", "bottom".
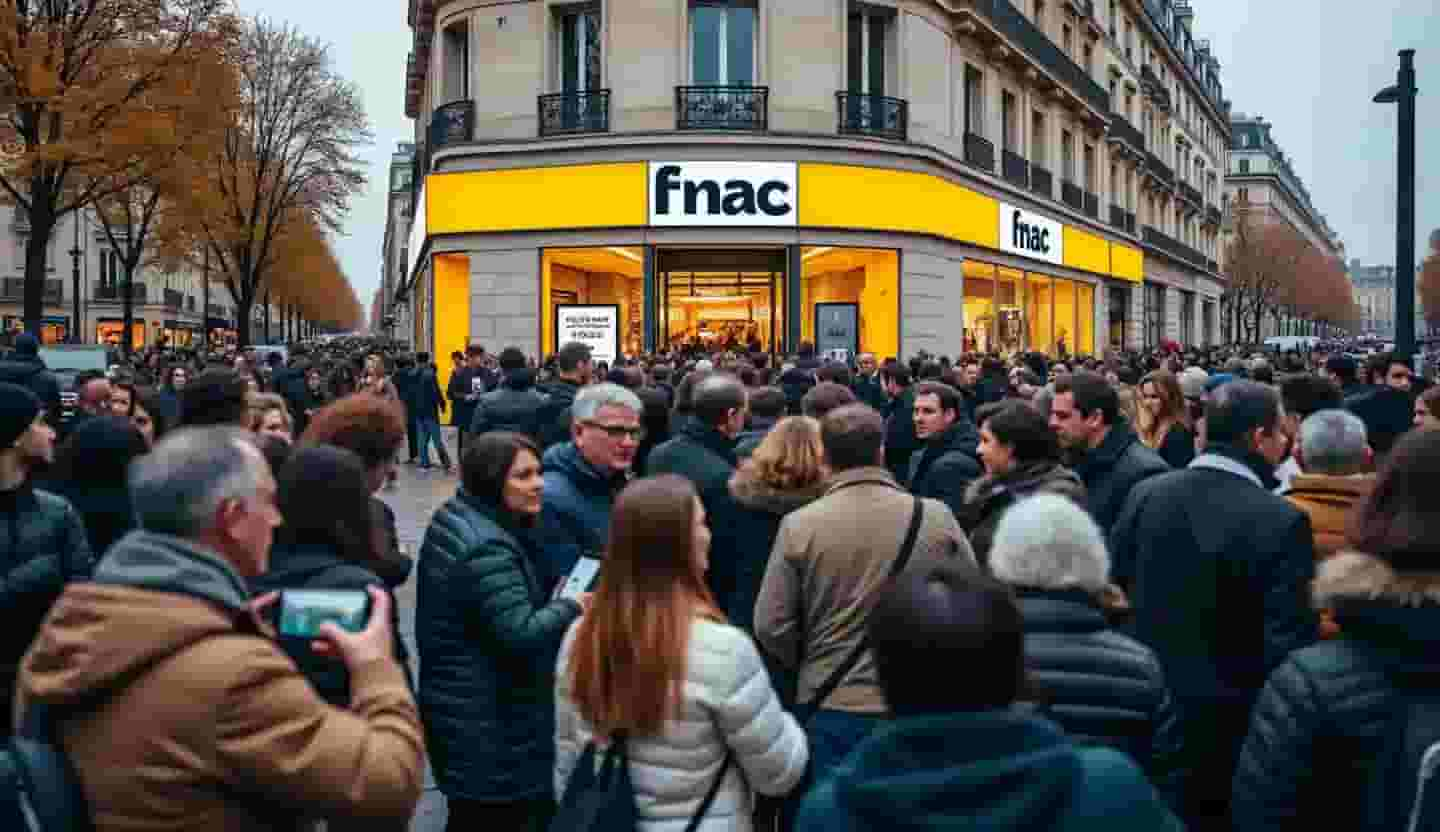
[{"left": 656, "top": 248, "right": 786, "bottom": 355}]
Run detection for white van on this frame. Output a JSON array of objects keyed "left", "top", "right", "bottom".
[{"left": 1264, "top": 335, "right": 1320, "bottom": 352}]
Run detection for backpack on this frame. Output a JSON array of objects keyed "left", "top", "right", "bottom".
[
  {"left": 1363, "top": 672, "right": 1440, "bottom": 831},
  {"left": 0, "top": 702, "right": 94, "bottom": 832},
  {"left": 550, "top": 735, "right": 730, "bottom": 832}
]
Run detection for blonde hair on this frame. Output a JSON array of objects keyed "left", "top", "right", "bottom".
[
  {"left": 745, "top": 416, "right": 826, "bottom": 492},
  {"left": 247, "top": 392, "right": 292, "bottom": 432}
]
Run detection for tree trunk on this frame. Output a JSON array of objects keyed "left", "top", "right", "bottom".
[
  {"left": 201, "top": 262, "right": 209, "bottom": 352},
  {"left": 21, "top": 198, "right": 56, "bottom": 336},
  {"left": 262, "top": 289, "right": 271, "bottom": 344},
  {"left": 235, "top": 291, "right": 253, "bottom": 348},
  {"left": 121, "top": 259, "right": 134, "bottom": 356}
]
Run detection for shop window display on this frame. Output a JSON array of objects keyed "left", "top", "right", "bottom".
[
  {"left": 799, "top": 247, "right": 898, "bottom": 360},
  {"left": 543, "top": 248, "right": 645, "bottom": 358}
]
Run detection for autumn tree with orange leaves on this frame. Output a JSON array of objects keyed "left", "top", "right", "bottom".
[
  {"left": 1222, "top": 214, "right": 1359, "bottom": 342},
  {"left": 0, "top": 0, "right": 233, "bottom": 335},
  {"left": 1421, "top": 229, "right": 1440, "bottom": 336}
]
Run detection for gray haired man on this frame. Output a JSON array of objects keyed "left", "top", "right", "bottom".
[
  {"left": 15, "top": 427, "right": 425, "bottom": 830},
  {"left": 1285, "top": 409, "right": 1374, "bottom": 558}
]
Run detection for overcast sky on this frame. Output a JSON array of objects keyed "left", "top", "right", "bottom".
[{"left": 233, "top": 0, "right": 1438, "bottom": 322}]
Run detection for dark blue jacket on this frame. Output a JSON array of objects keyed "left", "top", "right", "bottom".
[
  {"left": 415, "top": 491, "right": 582, "bottom": 802},
  {"left": 409, "top": 365, "right": 447, "bottom": 421},
  {"left": 536, "top": 441, "right": 624, "bottom": 588},
  {"left": 796, "top": 709, "right": 1182, "bottom": 832}
]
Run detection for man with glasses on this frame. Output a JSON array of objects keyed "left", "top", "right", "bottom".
[{"left": 536, "top": 382, "right": 643, "bottom": 588}]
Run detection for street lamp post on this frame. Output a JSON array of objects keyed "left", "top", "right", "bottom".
[
  {"left": 1374, "top": 49, "right": 1419, "bottom": 362},
  {"left": 68, "top": 217, "right": 82, "bottom": 344}
]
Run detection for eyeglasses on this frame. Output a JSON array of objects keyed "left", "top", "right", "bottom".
[{"left": 583, "top": 422, "right": 645, "bottom": 441}]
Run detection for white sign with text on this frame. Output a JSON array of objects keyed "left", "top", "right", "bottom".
[
  {"left": 998, "top": 202, "right": 1065, "bottom": 265},
  {"left": 648, "top": 161, "right": 798, "bottom": 227},
  {"left": 555, "top": 305, "right": 620, "bottom": 365}
]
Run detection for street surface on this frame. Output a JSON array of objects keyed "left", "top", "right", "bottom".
[{"left": 375, "top": 430, "right": 463, "bottom": 832}]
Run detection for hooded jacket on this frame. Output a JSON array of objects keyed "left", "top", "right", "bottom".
[
  {"left": 959, "top": 463, "right": 1085, "bottom": 565},
  {"left": 536, "top": 441, "right": 626, "bottom": 588},
  {"left": 795, "top": 709, "right": 1182, "bottom": 832},
  {"left": 1233, "top": 551, "right": 1440, "bottom": 831},
  {"left": 905, "top": 419, "right": 983, "bottom": 524},
  {"left": 14, "top": 531, "right": 425, "bottom": 832}
]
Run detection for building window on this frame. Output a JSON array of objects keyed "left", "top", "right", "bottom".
[
  {"left": 1238, "top": 186, "right": 1249, "bottom": 203},
  {"left": 1031, "top": 111, "right": 1047, "bottom": 165},
  {"left": 690, "top": 0, "right": 757, "bottom": 85},
  {"left": 1061, "top": 129, "right": 1074, "bottom": 181},
  {"left": 1001, "top": 90, "right": 1018, "bottom": 153},
  {"left": 556, "top": 5, "right": 602, "bottom": 92},
  {"left": 1238, "top": 158, "right": 1250, "bottom": 174},
  {"left": 441, "top": 21, "right": 469, "bottom": 103},
  {"left": 1083, "top": 42, "right": 1093, "bottom": 76},
  {"left": 848, "top": 5, "right": 893, "bottom": 96},
  {"left": 1145, "top": 282, "right": 1166, "bottom": 348},
  {"left": 964, "top": 64, "right": 984, "bottom": 135},
  {"left": 1083, "top": 144, "right": 1096, "bottom": 192}
]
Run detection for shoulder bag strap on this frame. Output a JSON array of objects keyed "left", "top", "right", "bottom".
[
  {"left": 796, "top": 496, "right": 925, "bottom": 722},
  {"left": 683, "top": 751, "right": 733, "bottom": 832}
]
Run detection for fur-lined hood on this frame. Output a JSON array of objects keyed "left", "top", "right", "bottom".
[
  {"left": 1314, "top": 551, "right": 1440, "bottom": 608},
  {"left": 728, "top": 463, "right": 828, "bottom": 515},
  {"left": 963, "top": 462, "right": 1085, "bottom": 506}
]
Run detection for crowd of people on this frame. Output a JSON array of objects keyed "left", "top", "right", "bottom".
[{"left": 1, "top": 326, "right": 1438, "bottom": 831}]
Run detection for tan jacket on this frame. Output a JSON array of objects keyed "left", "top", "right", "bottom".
[
  {"left": 1285, "top": 473, "right": 1374, "bottom": 558},
  {"left": 15, "top": 532, "right": 425, "bottom": 832},
  {"left": 754, "top": 467, "right": 975, "bottom": 715}
]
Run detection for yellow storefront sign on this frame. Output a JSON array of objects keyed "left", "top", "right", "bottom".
[{"left": 422, "top": 162, "right": 1141, "bottom": 281}]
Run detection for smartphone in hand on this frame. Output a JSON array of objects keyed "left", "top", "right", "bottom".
[
  {"left": 554, "top": 557, "right": 601, "bottom": 602},
  {"left": 277, "top": 589, "right": 373, "bottom": 640}
]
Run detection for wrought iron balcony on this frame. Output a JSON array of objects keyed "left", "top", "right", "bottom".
[
  {"left": 1083, "top": 191, "right": 1099, "bottom": 218},
  {"left": 429, "top": 100, "right": 474, "bottom": 148},
  {"left": 836, "top": 92, "right": 908, "bottom": 141},
  {"left": 676, "top": 86, "right": 769, "bottom": 131},
  {"left": 1002, "top": 150, "right": 1029, "bottom": 188},
  {"left": 1061, "top": 180, "right": 1084, "bottom": 212},
  {"left": 1143, "top": 226, "right": 1207, "bottom": 268},
  {"left": 1031, "top": 164, "right": 1054, "bottom": 197},
  {"left": 1110, "top": 203, "right": 1126, "bottom": 229},
  {"left": 94, "top": 282, "right": 147, "bottom": 302},
  {"left": 1106, "top": 111, "right": 1145, "bottom": 153},
  {"left": 1180, "top": 182, "right": 1203, "bottom": 208},
  {"left": 539, "top": 89, "right": 611, "bottom": 137},
  {"left": 1140, "top": 64, "right": 1172, "bottom": 112},
  {"left": 964, "top": 132, "right": 995, "bottom": 171},
  {"left": 1145, "top": 151, "right": 1174, "bottom": 188},
  {"left": 961, "top": 0, "right": 1108, "bottom": 114},
  {"left": 0, "top": 278, "right": 61, "bottom": 302}
]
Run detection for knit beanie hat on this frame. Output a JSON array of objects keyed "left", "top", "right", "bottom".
[{"left": 0, "top": 382, "right": 41, "bottom": 448}]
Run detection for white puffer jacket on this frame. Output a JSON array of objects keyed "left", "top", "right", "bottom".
[{"left": 554, "top": 617, "right": 808, "bottom": 832}]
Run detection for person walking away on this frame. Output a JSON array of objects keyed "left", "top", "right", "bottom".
[
  {"left": 470, "top": 347, "right": 549, "bottom": 442},
  {"left": 47, "top": 415, "right": 147, "bottom": 556},
  {"left": 417, "top": 432, "right": 585, "bottom": 832},
  {"left": 960, "top": 400, "right": 1085, "bottom": 566},
  {"left": 1109, "top": 380, "right": 1318, "bottom": 831},
  {"left": 796, "top": 566, "right": 1182, "bottom": 832},
  {"left": 1136, "top": 370, "right": 1196, "bottom": 469},
  {"left": 251, "top": 445, "right": 412, "bottom": 708},
  {"left": 0, "top": 332, "right": 61, "bottom": 429},
  {"left": 1284, "top": 410, "right": 1374, "bottom": 559},
  {"left": 536, "top": 383, "right": 642, "bottom": 588},
  {"left": 14, "top": 427, "right": 424, "bottom": 830},
  {"left": 645, "top": 374, "right": 748, "bottom": 615},
  {"left": 1232, "top": 428, "right": 1440, "bottom": 831},
  {"left": 537, "top": 341, "right": 593, "bottom": 449},
  {"left": 555, "top": 475, "right": 808, "bottom": 831},
  {"left": 411, "top": 353, "right": 452, "bottom": 472},
  {"left": 878, "top": 363, "right": 920, "bottom": 481},
  {"left": 990, "top": 495, "right": 1185, "bottom": 809},
  {"left": 755, "top": 403, "right": 975, "bottom": 783},
  {"left": 905, "top": 381, "right": 982, "bottom": 522},
  {"left": 0, "top": 383, "right": 92, "bottom": 738},
  {"left": 735, "top": 386, "right": 786, "bottom": 458},
  {"left": 1050, "top": 371, "right": 1168, "bottom": 535}
]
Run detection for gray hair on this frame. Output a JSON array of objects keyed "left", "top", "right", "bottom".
[
  {"left": 571, "top": 382, "right": 643, "bottom": 422},
  {"left": 129, "top": 427, "right": 267, "bottom": 538},
  {"left": 1299, "top": 409, "right": 1369, "bottom": 476},
  {"left": 990, "top": 495, "right": 1110, "bottom": 592}
]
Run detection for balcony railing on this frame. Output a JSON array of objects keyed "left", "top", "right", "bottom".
[
  {"left": 964, "top": 132, "right": 995, "bottom": 171},
  {"left": 1143, "top": 226, "right": 1207, "bottom": 269},
  {"left": 1125, "top": 210, "right": 1137, "bottom": 234},
  {"left": 1110, "top": 203, "right": 1126, "bottom": 229},
  {"left": 429, "top": 100, "right": 474, "bottom": 148},
  {"left": 1083, "top": 191, "right": 1099, "bottom": 218},
  {"left": 1061, "top": 180, "right": 1084, "bottom": 212},
  {"left": 1140, "top": 64, "right": 1172, "bottom": 111},
  {"left": 1107, "top": 111, "right": 1145, "bottom": 152},
  {"left": 676, "top": 86, "right": 769, "bottom": 131},
  {"left": 965, "top": 0, "right": 1109, "bottom": 114},
  {"left": 0, "top": 278, "right": 61, "bottom": 302},
  {"left": 1031, "top": 164, "right": 1054, "bottom": 197},
  {"left": 538, "top": 89, "right": 611, "bottom": 137},
  {"left": 836, "top": 92, "right": 908, "bottom": 141},
  {"left": 1180, "top": 182, "right": 1203, "bottom": 207},
  {"left": 1146, "top": 151, "right": 1175, "bottom": 187},
  {"left": 1002, "top": 150, "right": 1029, "bottom": 188},
  {"left": 94, "top": 282, "right": 147, "bottom": 302}
]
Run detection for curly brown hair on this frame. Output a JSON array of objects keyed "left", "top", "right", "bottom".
[{"left": 299, "top": 393, "right": 405, "bottom": 471}]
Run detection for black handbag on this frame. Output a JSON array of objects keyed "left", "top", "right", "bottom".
[{"left": 550, "top": 735, "right": 732, "bottom": 832}]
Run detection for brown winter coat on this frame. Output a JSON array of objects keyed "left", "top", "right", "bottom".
[
  {"left": 14, "top": 531, "right": 425, "bottom": 832},
  {"left": 1284, "top": 473, "right": 1374, "bottom": 559},
  {"left": 754, "top": 466, "right": 976, "bottom": 715}
]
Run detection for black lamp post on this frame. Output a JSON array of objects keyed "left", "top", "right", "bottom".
[
  {"left": 67, "top": 217, "right": 81, "bottom": 344},
  {"left": 1374, "top": 49, "right": 1418, "bottom": 362}
]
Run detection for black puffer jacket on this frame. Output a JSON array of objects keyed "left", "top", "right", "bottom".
[
  {"left": 905, "top": 419, "right": 983, "bottom": 523},
  {"left": 415, "top": 490, "right": 582, "bottom": 802},
  {"left": 1070, "top": 421, "right": 1169, "bottom": 535},
  {"left": 0, "top": 485, "right": 92, "bottom": 734},
  {"left": 1016, "top": 587, "right": 1186, "bottom": 808},
  {"left": 470, "top": 370, "right": 548, "bottom": 440},
  {"left": 536, "top": 377, "right": 581, "bottom": 448},
  {"left": 1232, "top": 551, "right": 1440, "bottom": 832},
  {"left": 250, "top": 541, "right": 410, "bottom": 706},
  {"left": 959, "top": 462, "right": 1086, "bottom": 565}
]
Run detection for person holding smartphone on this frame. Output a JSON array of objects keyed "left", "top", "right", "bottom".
[{"left": 417, "top": 431, "right": 586, "bottom": 832}]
